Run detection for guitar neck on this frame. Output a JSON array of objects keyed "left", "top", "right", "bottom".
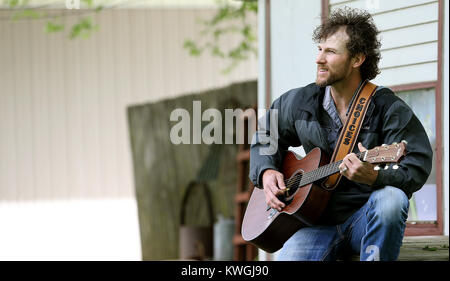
[{"left": 297, "top": 151, "right": 366, "bottom": 187}]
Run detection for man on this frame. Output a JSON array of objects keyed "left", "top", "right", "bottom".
[{"left": 249, "top": 7, "right": 433, "bottom": 261}]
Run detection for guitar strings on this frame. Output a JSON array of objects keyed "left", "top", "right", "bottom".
[{"left": 281, "top": 151, "right": 365, "bottom": 192}]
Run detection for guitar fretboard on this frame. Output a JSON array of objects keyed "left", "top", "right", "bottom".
[{"left": 286, "top": 151, "right": 366, "bottom": 189}]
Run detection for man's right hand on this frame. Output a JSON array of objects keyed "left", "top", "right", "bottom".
[{"left": 262, "top": 169, "right": 287, "bottom": 212}]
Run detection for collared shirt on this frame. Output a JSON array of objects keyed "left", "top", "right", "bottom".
[{"left": 321, "top": 86, "right": 343, "bottom": 155}]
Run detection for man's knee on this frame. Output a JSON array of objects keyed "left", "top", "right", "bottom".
[{"left": 368, "top": 186, "right": 409, "bottom": 225}]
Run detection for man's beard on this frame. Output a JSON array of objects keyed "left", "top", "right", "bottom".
[
  {"left": 315, "top": 60, "right": 351, "bottom": 87},
  {"left": 316, "top": 71, "right": 342, "bottom": 87}
]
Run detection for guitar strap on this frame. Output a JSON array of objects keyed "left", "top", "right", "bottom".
[{"left": 322, "top": 80, "right": 378, "bottom": 190}]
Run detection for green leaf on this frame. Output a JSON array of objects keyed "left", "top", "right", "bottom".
[
  {"left": 5, "top": 0, "right": 20, "bottom": 8},
  {"left": 183, "top": 40, "right": 202, "bottom": 56},
  {"left": 95, "top": 5, "right": 104, "bottom": 12},
  {"left": 45, "top": 21, "right": 65, "bottom": 33},
  {"left": 212, "top": 45, "right": 225, "bottom": 58},
  {"left": 69, "top": 17, "right": 98, "bottom": 39},
  {"left": 81, "top": 0, "right": 94, "bottom": 8},
  {"left": 183, "top": 0, "right": 257, "bottom": 74}
]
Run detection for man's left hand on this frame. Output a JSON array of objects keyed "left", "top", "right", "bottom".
[{"left": 339, "top": 142, "right": 378, "bottom": 186}]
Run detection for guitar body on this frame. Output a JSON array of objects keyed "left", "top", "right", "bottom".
[{"left": 241, "top": 147, "right": 332, "bottom": 253}]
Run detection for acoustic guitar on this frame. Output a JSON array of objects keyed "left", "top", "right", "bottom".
[{"left": 241, "top": 141, "right": 407, "bottom": 253}]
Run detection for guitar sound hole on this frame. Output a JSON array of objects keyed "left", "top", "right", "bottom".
[{"left": 280, "top": 173, "right": 302, "bottom": 205}]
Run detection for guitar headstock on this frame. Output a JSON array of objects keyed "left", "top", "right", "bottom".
[{"left": 363, "top": 140, "right": 407, "bottom": 170}]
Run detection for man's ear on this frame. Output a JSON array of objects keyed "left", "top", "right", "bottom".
[{"left": 352, "top": 53, "right": 366, "bottom": 68}]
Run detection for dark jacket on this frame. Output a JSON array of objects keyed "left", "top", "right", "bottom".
[{"left": 249, "top": 83, "right": 433, "bottom": 225}]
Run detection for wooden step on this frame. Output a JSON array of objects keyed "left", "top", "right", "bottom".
[
  {"left": 348, "top": 235, "right": 449, "bottom": 261},
  {"left": 397, "top": 235, "right": 449, "bottom": 261}
]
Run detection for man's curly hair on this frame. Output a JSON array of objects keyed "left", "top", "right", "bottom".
[{"left": 313, "top": 7, "right": 381, "bottom": 81}]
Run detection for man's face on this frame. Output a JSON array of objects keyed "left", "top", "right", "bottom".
[{"left": 315, "top": 28, "right": 353, "bottom": 87}]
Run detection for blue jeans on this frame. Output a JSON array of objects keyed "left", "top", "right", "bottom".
[{"left": 277, "top": 186, "right": 409, "bottom": 261}]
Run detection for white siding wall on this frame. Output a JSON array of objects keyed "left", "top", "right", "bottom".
[
  {"left": 330, "top": 0, "right": 439, "bottom": 87},
  {"left": 0, "top": 8, "right": 257, "bottom": 260},
  {"left": 270, "top": 0, "right": 322, "bottom": 100},
  {"left": 0, "top": 8, "right": 257, "bottom": 201}
]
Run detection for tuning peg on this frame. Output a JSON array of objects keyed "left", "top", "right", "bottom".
[
  {"left": 392, "top": 164, "right": 399, "bottom": 170},
  {"left": 401, "top": 140, "right": 408, "bottom": 145},
  {"left": 384, "top": 165, "right": 389, "bottom": 170},
  {"left": 374, "top": 165, "right": 380, "bottom": 171}
]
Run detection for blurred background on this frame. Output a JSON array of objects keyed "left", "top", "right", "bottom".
[
  {"left": 0, "top": 0, "right": 448, "bottom": 261},
  {"left": 0, "top": 0, "right": 258, "bottom": 260}
]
